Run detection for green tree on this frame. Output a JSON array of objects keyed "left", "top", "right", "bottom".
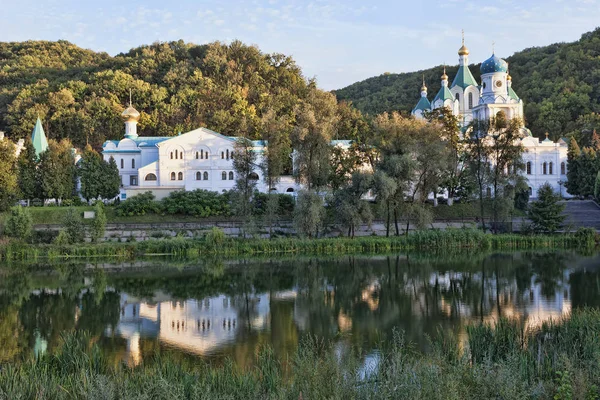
[
  {"left": 61, "top": 207, "right": 85, "bottom": 244},
  {"left": 527, "top": 183, "right": 566, "bottom": 233},
  {"left": 231, "top": 137, "right": 258, "bottom": 219},
  {"left": 372, "top": 170, "right": 398, "bottom": 237},
  {"left": 331, "top": 172, "right": 374, "bottom": 238},
  {"left": 79, "top": 145, "right": 104, "bottom": 202},
  {"left": 3, "top": 206, "right": 33, "bottom": 240},
  {"left": 100, "top": 157, "right": 121, "bottom": 200},
  {"left": 39, "top": 139, "right": 76, "bottom": 203},
  {"left": 16, "top": 139, "right": 40, "bottom": 205},
  {"left": 566, "top": 137, "right": 582, "bottom": 196},
  {"left": 294, "top": 190, "right": 325, "bottom": 238},
  {"left": 595, "top": 171, "right": 600, "bottom": 201},
  {"left": 0, "top": 139, "right": 18, "bottom": 211},
  {"left": 90, "top": 202, "right": 107, "bottom": 243}
]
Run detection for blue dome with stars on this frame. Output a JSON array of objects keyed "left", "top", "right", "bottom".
[{"left": 480, "top": 54, "right": 508, "bottom": 74}]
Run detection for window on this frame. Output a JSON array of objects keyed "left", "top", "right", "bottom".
[
  {"left": 201, "top": 149, "right": 204, "bottom": 159},
  {"left": 455, "top": 93, "right": 460, "bottom": 102},
  {"left": 222, "top": 171, "right": 227, "bottom": 180},
  {"left": 561, "top": 162, "right": 566, "bottom": 175},
  {"left": 178, "top": 172, "right": 183, "bottom": 180},
  {"left": 543, "top": 162, "right": 547, "bottom": 175},
  {"left": 226, "top": 149, "right": 230, "bottom": 160},
  {"left": 248, "top": 172, "right": 259, "bottom": 180},
  {"left": 526, "top": 162, "right": 531, "bottom": 175},
  {"left": 196, "top": 152, "right": 199, "bottom": 159},
  {"left": 175, "top": 150, "right": 178, "bottom": 159},
  {"left": 130, "top": 175, "right": 138, "bottom": 186},
  {"left": 468, "top": 92, "right": 473, "bottom": 109},
  {"left": 286, "top": 188, "right": 295, "bottom": 193},
  {"left": 203, "top": 171, "right": 208, "bottom": 180},
  {"left": 196, "top": 171, "right": 201, "bottom": 180},
  {"left": 229, "top": 171, "right": 234, "bottom": 180},
  {"left": 221, "top": 151, "right": 224, "bottom": 159},
  {"left": 170, "top": 172, "right": 176, "bottom": 180},
  {"left": 170, "top": 152, "right": 173, "bottom": 160},
  {"left": 132, "top": 159, "right": 135, "bottom": 169},
  {"left": 529, "top": 187, "right": 533, "bottom": 196},
  {"left": 120, "top": 159, "right": 124, "bottom": 169},
  {"left": 486, "top": 187, "right": 492, "bottom": 197},
  {"left": 549, "top": 162, "right": 553, "bottom": 175},
  {"left": 205, "top": 151, "right": 209, "bottom": 159},
  {"left": 145, "top": 173, "right": 157, "bottom": 181}
]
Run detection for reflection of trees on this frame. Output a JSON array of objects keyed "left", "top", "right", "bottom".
[{"left": 570, "top": 270, "right": 600, "bottom": 308}]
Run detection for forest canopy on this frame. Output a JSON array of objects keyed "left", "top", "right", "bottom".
[{"left": 334, "top": 27, "right": 600, "bottom": 142}]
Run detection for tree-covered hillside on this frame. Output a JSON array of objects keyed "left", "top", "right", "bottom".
[
  {"left": 0, "top": 39, "right": 360, "bottom": 149},
  {"left": 335, "top": 28, "right": 600, "bottom": 141}
]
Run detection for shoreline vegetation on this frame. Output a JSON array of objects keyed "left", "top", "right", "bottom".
[
  {"left": 0, "top": 228, "right": 595, "bottom": 262},
  {"left": 1, "top": 309, "right": 598, "bottom": 399}
]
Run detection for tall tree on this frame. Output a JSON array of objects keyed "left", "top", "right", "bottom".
[
  {"left": 232, "top": 137, "right": 258, "bottom": 219},
  {"left": 566, "top": 137, "right": 582, "bottom": 197},
  {"left": 16, "top": 139, "right": 40, "bottom": 205},
  {"left": 0, "top": 139, "right": 18, "bottom": 211},
  {"left": 79, "top": 145, "right": 103, "bottom": 202},
  {"left": 39, "top": 139, "right": 76, "bottom": 203},
  {"left": 331, "top": 172, "right": 374, "bottom": 238},
  {"left": 100, "top": 157, "right": 121, "bottom": 200},
  {"left": 527, "top": 183, "right": 566, "bottom": 233}
]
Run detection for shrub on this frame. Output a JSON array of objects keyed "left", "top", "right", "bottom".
[
  {"left": 252, "top": 193, "right": 295, "bottom": 216},
  {"left": 3, "top": 205, "right": 33, "bottom": 240},
  {"left": 205, "top": 226, "right": 226, "bottom": 247},
  {"left": 62, "top": 208, "right": 85, "bottom": 244},
  {"left": 294, "top": 190, "right": 325, "bottom": 238},
  {"left": 115, "top": 191, "right": 161, "bottom": 216},
  {"left": 90, "top": 202, "right": 107, "bottom": 242},
  {"left": 161, "top": 189, "right": 230, "bottom": 217},
  {"left": 30, "top": 229, "right": 59, "bottom": 244}
]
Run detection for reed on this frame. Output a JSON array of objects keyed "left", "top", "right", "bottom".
[{"left": 1, "top": 309, "right": 598, "bottom": 399}]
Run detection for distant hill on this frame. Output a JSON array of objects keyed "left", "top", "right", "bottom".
[
  {"left": 0, "top": 39, "right": 323, "bottom": 148},
  {"left": 334, "top": 28, "right": 600, "bottom": 140}
]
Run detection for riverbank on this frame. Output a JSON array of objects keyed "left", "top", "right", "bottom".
[
  {"left": 1, "top": 309, "right": 598, "bottom": 399},
  {"left": 0, "top": 228, "right": 595, "bottom": 262}
]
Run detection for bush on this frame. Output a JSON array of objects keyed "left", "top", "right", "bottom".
[
  {"left": 115, "top": 191, "right": 161, "bottom": 216},
  {"left": 294, "top": 190, "right": 325, "bottom": 238},
  {"left": 62, "top": 208, "right": 85, "bottom": 244},
  {"left": 30, "top": 229, "right": 59, "bottom": 244},
  {"left": 252, "top": 193, "right": 295, "bottom": 216},
  {"left": 205, "top": 226, "right": 227, "bottom": 247},
  {"left": 161, "top": 189, "right": 230, "bottom": 217},
  {"left": 90, "top": 202, "right": 107, "bottom": 242},
  {"left": 4, "top": 206, "right": 33, "bottom": 240}
]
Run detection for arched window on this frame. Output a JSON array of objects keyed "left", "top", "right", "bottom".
[
  {"left": 526, "top": 162, "right": 531, "bottom": 175},
  {"left": 196, "top": 152, "right": 199, "bottom": 159},
  {"left": 529, "top": 187, "right": 533, "bottom": 196},
  {"left": 196, "top": 172, "right": 201, "bottom": 180},
  {"left": 486, "top": 187, "right": 492, "bottom": 197},
  {"left": 178, "top": 172, "right": 183, "bottom": 180},
  {"left": 248, "top": 172, "right": 259, "bottom": 181},
  {"left": 468, "top": 92, "right": 473, "bottom": 109},
  {"left": 205, "top": 151, "right": 209, "bottom": 159},
  {"left": 543, "top": 162, "right": 547, "bottom": 175},
  {"left": 120, "top": 159, "right": 124, "bottom": 169},
  {"left": 170, "top": 172, "right": 176, "bottom": 180},
  {"left": 203, "top": 171, "right": 209, "bottom": 180},
  {"left": 561, "top": 162, "right": 566, "bottom": 175},
  {"left": 549, "top": 162, "right": 553, "bottom": 175},
  {"left": 229, "top": 171, "right": 234, "bottom": 180},
  {"left": 132, "top": 158, "right": 135, "bottom": 169},
  {"left": 170, "top": 152, "right": 174, "bottom": 160},
  {"left": 226, "top": 149, "right": 230, "bottom": 160},
  {"left": 455, "top": 93, "right": 460, "bottom": 102},
  {"left": 286, "top": 188, "right": 295, "bottom": 193},
  {"left": 145, "top": 173, "right": 157, "bottom": 181},
  {"left": 175, "top": 150, "right": 178, "bottom": 159},
  {"left": 222, "top": 171, "right": 227, "bottom": 180},
  {"left": 221, "top": 151, "right": 224, "bottom": 159}
]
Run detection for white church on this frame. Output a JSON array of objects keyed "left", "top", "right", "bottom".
[
  {"left": 102, "top": 105, "right": 301, "bottom": 201},
  {"left": 412, "top": 36, "right": 569, "bottom": 198}
]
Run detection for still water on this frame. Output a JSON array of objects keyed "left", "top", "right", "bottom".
[{"left": 1, "top": 251, "right": 599, "bottom": 367}]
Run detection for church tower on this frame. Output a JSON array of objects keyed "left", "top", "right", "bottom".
[
  {"left": 122, "top": 91, "right": 140, "bottom": 139},
  {"left": 411, "top": 76, "right": 431, "bottom": 119},
  {"left": 449, "top": 31, "right": 479, "bottom": 125}
]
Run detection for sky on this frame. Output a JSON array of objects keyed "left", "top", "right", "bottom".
[{"left": 1, "top": 0, "right": 599, "bottom": 90}]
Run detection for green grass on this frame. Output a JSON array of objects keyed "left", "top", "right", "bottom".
[
  {"left": 1, "top": 309, "right": 598, "bottom": 399},
  {"left": 0, "top": 228, "right": 594, "bottom": 262}
]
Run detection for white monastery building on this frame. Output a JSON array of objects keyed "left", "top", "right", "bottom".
[{"left": 412, "top": 36, "right": 569, "bottom": 198}]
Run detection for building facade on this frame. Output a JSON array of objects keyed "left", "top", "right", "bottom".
[{"left": 412, "top": 37, "right": 568, "bottom": 198}]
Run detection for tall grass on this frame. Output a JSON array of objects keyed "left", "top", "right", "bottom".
[
  {"left": 1, "top": 309, "right": 598, "bottom": 399},
  {"left": 0, "top": 228, "right": 595, "bottom": 262}
]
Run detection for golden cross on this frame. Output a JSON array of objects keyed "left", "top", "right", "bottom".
[{"left": 461, "top": 29, "right": 465, "bottom": 45}]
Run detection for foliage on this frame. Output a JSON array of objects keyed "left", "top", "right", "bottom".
[
  {"left": 100, "top": 157, "right": 121, "bottom": 200},
  {"left": 0, "top": 139, "right": 18, "bottom": 211},
  {"left": 16, "top": 139, "right": 40, "bottom": 203},
  {"left": 335, "top": 27, "right": 600, "bottom": 141},
  {"left": 115, "top": 191, "right": 161, "bottom": 216},
  {"left": 90, "top": 202, "right": 107, "bottom": 243},
  {"left": 160, "top": 189, "right": 230, "bottom": 217},
  {"left": 38, "top": 139, "right": 76, "bottom": 202},
  {"left": 294, "top": 190, "right": 325, "bottom": 238},
  {"left": 566, "top": 137, "right": 582, "bottom": 196},
  {"left": 330, "top": 172, "right": 374, "bottom": 237},
  {"left": 3, "top": 206, "right": 32, "bottom": 240},
  {"left": 252, "top": 192, "right": 295, "bottom": 216},
  {"left": 231, "top": 137, "right": 258, "bottom": 218},
  {"left": 79, "top": 145, "right": 104, "bottom": 201},
  {"left": 61, "top": 207, "right": 85, "bottom": 244},
  {"left": 527, "top": 183, "right": 566, "bottom": 233}
]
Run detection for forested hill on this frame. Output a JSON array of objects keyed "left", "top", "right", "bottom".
[
  {"left": 334, "top": 28, "right": 600, "bottom": 141},
  {"left": 0, "top": 39, "right": 358, "bottom": 149}
]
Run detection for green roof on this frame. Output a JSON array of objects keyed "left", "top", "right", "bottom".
[
  {"left": 450, "top": 65, "right": 478, "bottom": 89},
  {"left": 412, "top": 96, "right": 431, "bottom": 113},
  {"left": 31, "top": 117, "right": 48, "bottom": 157},
  {"left": 508, "top": 87, "right": 520, "bottom": 101},
  {"left": 433, "top": 86, "right": 453, "bottom": 104}
]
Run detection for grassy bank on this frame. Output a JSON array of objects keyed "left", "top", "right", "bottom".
[
  {"left": 1, "top": 309, "right": 598, "bottom": 399},
  {"left": 0, "top": 228, "right": 595, "bottom": 262}
]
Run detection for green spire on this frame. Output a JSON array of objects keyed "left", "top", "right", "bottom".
[
  {"left": 450, "top": 65, "right": 478, "bottom": 89},
  {"left": 31, "top": 117, "right": 49, "bottom": 157}
]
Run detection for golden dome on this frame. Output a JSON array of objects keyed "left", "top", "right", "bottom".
[
  {"left": 507, "top": 74, "right": 512, "bottom": 81},
  {"left": 441, "top": 72, "right": 448, "bottom": 80},
  {"left": 121, "top": 105, "right": 140, "bottom": 122},
  {"left": 458, "top": 44, "right": 470, "bottom": 56}
]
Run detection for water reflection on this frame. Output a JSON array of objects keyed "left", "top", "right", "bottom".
[{"left": 0, "top": 251, "right": 599, "bottom": 367}]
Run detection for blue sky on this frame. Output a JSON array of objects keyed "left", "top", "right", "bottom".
[{"left": 1, "top": 0, "right": 599, "bottom": 90}]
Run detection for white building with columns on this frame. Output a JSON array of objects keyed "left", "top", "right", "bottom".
[
  {"left": 102, "top": 104, "right": 302, "bottom": 200},
  {"left": 412, "top": 37, "right": 568, "bottom": 198}
]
